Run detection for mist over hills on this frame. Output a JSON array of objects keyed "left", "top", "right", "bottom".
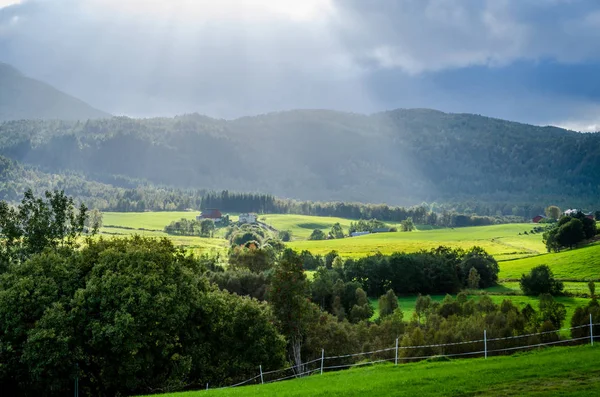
[
  {"left": 0, "top": 63, "right": 110, "bottom": 122},
  {"left": 0, "top": 108, "right": 598, "bottom": 209}
]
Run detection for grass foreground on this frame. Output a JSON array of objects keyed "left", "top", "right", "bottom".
[{"left": 142, "top": 344, "right": 600, "bottom": 397}]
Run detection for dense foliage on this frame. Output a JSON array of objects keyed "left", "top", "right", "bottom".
[
  {"left": 543, "top": 212, "right": 598, "bottom": 252},
  {"left": 0, "top": 236, "right": 287, "bottom": 396},
  {"left": 520, "top": 265, "right": 564, "bottom": 296},
  {"left": 164, "top": 217, "right": 216, "bottom": 237}
]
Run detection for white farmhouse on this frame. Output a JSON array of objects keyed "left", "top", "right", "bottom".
[{"left": 238, "top": 213, "right": 257, "bottom": 224}]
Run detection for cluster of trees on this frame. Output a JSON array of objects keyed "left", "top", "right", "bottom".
[
  {"left": 164, "top": 217, "right": 218, "bottom": 237},
  {"left": 302, "top": 247, "right": 499, "bottom": 297},
  {"left": 543, "top": 211, "right": 598, "bottom": 252},
  {"left": 348, "top": 219, "right": 389, "bottom": 234}
]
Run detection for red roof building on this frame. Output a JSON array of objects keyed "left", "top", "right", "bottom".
[
  {"left": 199, "top": 209, "right": 222, "bottom": 220},
  {"left": 532, "top": 215, "right": 545, "bottom": 223}
]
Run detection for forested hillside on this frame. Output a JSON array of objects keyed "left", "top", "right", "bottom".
[
  {"left": 0, "top": 63, "right": 110, "bottom": 121},
  {"left": 0, "top": 109, "right": 598, "bottom": 208}
]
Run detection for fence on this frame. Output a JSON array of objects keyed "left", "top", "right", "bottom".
[{"left": 205, "top": 314, "right": 598, "bottom": 391}]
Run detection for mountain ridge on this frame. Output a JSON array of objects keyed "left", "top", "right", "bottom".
[
  {"left": 0, "top": 109, "right": 598, "bottom": 208},
  {"left": 0, "top": 62, "right": 110, "bottom": 122}
]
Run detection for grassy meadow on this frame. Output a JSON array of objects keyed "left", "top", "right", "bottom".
[
  {"left": 100, "top": 211, "right": 600, "bottom": 288},
  {"left": 101, "top": 211, "right": 230, "bottom": 256},
  {"left": 142, "top": 345, "right": 600, "bottom": 397},
  {"left": 287, "top": 222, "right": 546, "bottom": 260}
]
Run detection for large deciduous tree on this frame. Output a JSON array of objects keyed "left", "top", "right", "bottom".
[{"left": 268, "top": 249, "right": 312, "bottom": 374}]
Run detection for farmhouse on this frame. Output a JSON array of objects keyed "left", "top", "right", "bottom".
[
  {"left": 238, "top": 213, "right": 257, "bottom": 224},
  {"left": 197, "top": 208, "right": 222, "bottom": 222},
  {"left": 532, "top": 215, "right": 546, "bottom": 223}
]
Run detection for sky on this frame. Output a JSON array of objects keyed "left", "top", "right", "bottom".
[{"left": 1, "top": 0, "right": 600, "bottom": 131}]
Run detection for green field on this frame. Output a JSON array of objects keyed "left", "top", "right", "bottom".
[
  {"left": 100, "top": 212, "right": 600, "bottom": 283},
  {"left": 497, "top": 243, "right": 600, "bottom": 280},
  {"left": 101, "top": 212, "right": 230, "bottom": 256},
  {"left": 259, "top": 214, "right": 402, "bottom": 240},
  {"left": 143, "top": 345, "right": 600, "bottom": 397},
  {"left": 288, "top": 223, "right": 545, "bottom": 260}
]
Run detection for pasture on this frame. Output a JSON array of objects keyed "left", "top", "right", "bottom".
[
  {"left": 143, "top": 345, "right": 600, "bottom": 397},
  {"left": 101, "top": 211, "right": 230, "bottom": 256},
  {"left": 288, "top": 223, "right": 545, "bottom": 260}
]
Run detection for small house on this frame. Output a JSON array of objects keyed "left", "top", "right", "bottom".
[
  {"left": 586, "top": 213, "right": 595, "bottom": 220},
  {"left": 532, "top": 215, "right": 546, "bottom": 223},
  {"left": 197, "top": 209, "right": 222, "bottom": 222},
  {"left": 238, "top": 213, "right": 257, "bottom": 224}
]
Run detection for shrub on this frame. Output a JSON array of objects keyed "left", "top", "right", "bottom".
[{"left": 520, "top": 265, "right": 564, "bottom": 296}]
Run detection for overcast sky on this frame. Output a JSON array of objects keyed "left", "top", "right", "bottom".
[{"left": 1, "top": 0, "right": 600, "bottom": 131}]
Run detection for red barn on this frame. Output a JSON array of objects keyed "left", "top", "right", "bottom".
[
  {"left": 198, "top": 209, "right": 222, "bottom": 221},
  {"left": 532, "top": 215, "right": 545, "bottom": 223}
]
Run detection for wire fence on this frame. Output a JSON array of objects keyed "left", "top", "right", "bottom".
[{"left": 206, "top": 314, "right": 598, "bottom": 391}]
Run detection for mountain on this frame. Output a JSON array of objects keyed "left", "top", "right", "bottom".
[
  {"left": 0, "top": 63, "right": 110, "bottom": 121},
  {"left": 0, "top": 109, "right": 598, "bottom": 209}
]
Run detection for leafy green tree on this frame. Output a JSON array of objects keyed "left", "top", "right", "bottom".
[
  {"left": 228, "top": 245, "right": 275, "bottom": 273},
  {"left": 401, "top": 217, "right": 415, "bottom": 232},
  {"left": 595, "top": 211, "right": 600, "bottom": 221},
  {"left": 378, "top": 289, "right": 399, "bottom": 318},
  {"left": 545, "top": 205, "right": 561, "bottom": 220},
  {"left": 543, "top": 227, "right": 560, "bottom": 252},
  {"left": 573, "top": 211, "right": 597, "bottom": 239},
  {"left": 268, "top": 249, "right": 311, "bottom": 373},
  {"left": 200, "top": 218, "right": 215, "bottom": 237},
  {"left": 467, "top": 267, "right": 481, "bottom": 289},
  {"left": 415, "top": 294, "right": 432, "bottom": 324},
  {"left": 324, "top": 250, "right": 339, "bottom": 269},
  {"left": 309, "top": 229, "right": 326, "bottom": 240},
  {"left": 349, "top": 288, "right": 373, "bottom": 323},
  {"left": 85, "top": 208, "right": 103, "bottom": 234},
  {"left": 589, "top": 281, "right": 596, "bottom": 299},
  {"left": 278, "top": 230, "right": 292, "bottom": 242},
  {"left": 330, "top": 222, "right": 345, "bottom": 239},
  {"left": 0, "top": 189, "right": 89, "bottom": 265},
  {"left": 520, "top": 265, "right": 564, "bottom": 296},
  {"left": 537, "top": 294, "right": 566, "bottom": 329},
  {"left": 556, "top": 218, "right": 585, "bottom": 248},
  {"left": 459, "top": 247, "right": 499, "bottom": 288}
]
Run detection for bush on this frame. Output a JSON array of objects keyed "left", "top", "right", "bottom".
[
  {"left": 309, "top": 229, "right": 326, "bottom": 240},
  {"left": 520, "top": 265, "right": 564, "bottom": 296}
]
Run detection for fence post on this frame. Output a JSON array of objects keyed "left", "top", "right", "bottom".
[
  {"left": 320, "top": 349, "right": 324, "bottom": 375},
  {"left": 260, "top": 365, "right": 264, "bottom": 385},
  {"left": 395, "top": 338, "right": 399, "bottom": 365},
  {"left": 206, "top": 383, "right": 208, "bottom": 391},
  {"left": 590, "top": 313, "right": 594, "bottom": 346},
  {"left": 484, "top": 329, "right": 487, "bottom": 359}
]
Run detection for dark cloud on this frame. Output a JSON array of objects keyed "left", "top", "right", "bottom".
[{"left": 1, "top": 0, "right": 600, "bottom": 129}]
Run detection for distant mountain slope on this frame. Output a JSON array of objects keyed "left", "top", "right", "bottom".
[
  {"left": 0, "top": 109, "right": 598, "bottom": 208},
  {"left": 0, "top": 63, "right": 110, "bottom": 121}
]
